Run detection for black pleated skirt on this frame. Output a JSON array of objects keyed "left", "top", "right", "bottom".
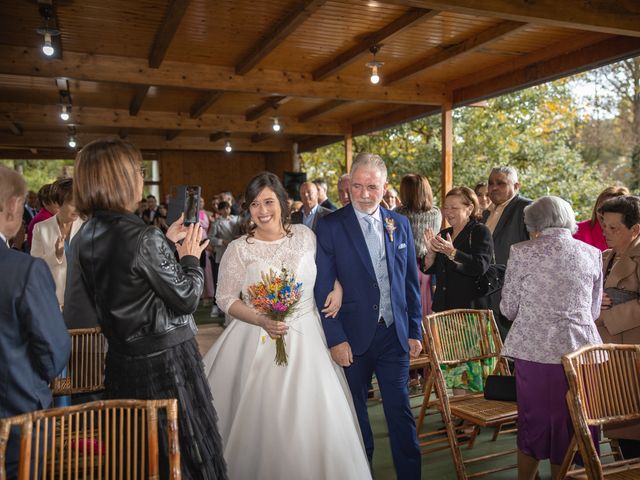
[{"left": 104, "top": 337, "right": 228, "bottom": 480}]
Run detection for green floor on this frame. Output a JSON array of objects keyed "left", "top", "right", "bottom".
[{"left": 195, "top": 306, "right": 555, "bottom": 480}]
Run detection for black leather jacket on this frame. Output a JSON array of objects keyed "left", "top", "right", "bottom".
[{"left": 65, "top": 210, "right": 202, "bottom": 356}]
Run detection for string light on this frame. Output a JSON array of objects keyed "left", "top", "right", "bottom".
[
  {"left": 366, "top": 45, "right": 384, "bottom": 85},
  {"left": 224, "top": 140, "right": 232, "bottom": 153},
  {"left": 60, "top": 105, "right": 70, "bottom": 121},
  {"left": 272, "top": 117, "right": 281, "bottom": 132},
  {"left": 42, "top": 32, "right": 54, "bottom": 56}
]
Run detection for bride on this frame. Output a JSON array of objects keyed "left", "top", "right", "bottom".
[{"left": 202, "top": 172, "right": 372, "bottom": 479}]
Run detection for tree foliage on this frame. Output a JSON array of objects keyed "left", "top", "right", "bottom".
[{"left": 0, "top": 159, "right": 74, "bottom": 192}]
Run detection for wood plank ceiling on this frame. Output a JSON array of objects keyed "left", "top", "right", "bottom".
[{"left": 0, "top": 0, "right": 640, "bottom": 158}]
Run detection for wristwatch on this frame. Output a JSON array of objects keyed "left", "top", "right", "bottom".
[{"left": 448, "top": 249, "right": 456, "bottom": 261}]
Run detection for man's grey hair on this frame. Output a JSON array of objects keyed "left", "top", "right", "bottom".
[
  {"left": 338, "top": 173, "right": 350, "bottom": 183},
  {"left": 524, "top": 196, "right": 577, "bottom": 234},
  {"left": 490, "top": 166, "right": 519, "bottom": 184},
  {"left": 312, "top": 178, "right": 328, "bottom": 191},
  {"left": 350, "top": 152, "right": 387, "bottom": 181}
]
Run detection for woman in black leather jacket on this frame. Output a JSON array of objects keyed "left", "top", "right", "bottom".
[{"left": 68, "top": 138, "right": 227, "bottom": 479}]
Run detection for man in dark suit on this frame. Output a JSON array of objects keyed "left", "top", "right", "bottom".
[
  {"left": 314, "top": 153, "right": 423, "bottom": 479},
  {"left": 482, "top": 166, "right": 532, "bottom": 338},
  {"left": 0, "top": 165, "right": 71, "bottom": 477},
  {"left": 22, "top": 190, "right": 38, "bottom": 227},
  {"left": 290, "top": 181, "right": 331, "bottom": 232},
  {"left": 313, "top": 178, "right": 338, "bottom": 211},
  {"left": 142, "top": 194, "right": 159, "bottom": 224}
]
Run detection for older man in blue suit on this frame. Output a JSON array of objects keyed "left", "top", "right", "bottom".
[
  {"left": 314, "top": 153, "right": 423, "bottom": 479},
  {"left": 0, "top": 165, "right": 71, "bottom": 477}
]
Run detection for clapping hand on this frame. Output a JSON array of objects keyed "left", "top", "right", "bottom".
[
  {"left": 431, "top": 232, "right": 455, "bottom": 257},
  {"left": 55, "top": 234, "right": 66, "bottom": 260},
  {"left": 423, "top": 228, "right": 437, "bottom": 252}
]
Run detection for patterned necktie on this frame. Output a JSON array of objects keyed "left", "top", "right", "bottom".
[{"left": 363, "top": 216, "right": 381, "bottom": 261}]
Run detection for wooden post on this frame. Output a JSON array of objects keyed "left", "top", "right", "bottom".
[
  {"left": 344, "top": 133, "right": 353, "bottom": 173},
  {"left": 441, "top": 99, "right": 453, "bottom": 207}
]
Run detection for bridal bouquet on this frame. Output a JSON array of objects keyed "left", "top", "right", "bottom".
[{"left": 247, "top": 268, "right": 302, "bottom": 366}]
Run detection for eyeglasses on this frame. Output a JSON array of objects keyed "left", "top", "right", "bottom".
[{"left": 138, "top": 165, "right": 147, "bottom": 178}]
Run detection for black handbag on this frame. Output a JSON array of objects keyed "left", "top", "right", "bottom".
[{"left": 483, "top": 375, "right": 517, "bottom": 402}]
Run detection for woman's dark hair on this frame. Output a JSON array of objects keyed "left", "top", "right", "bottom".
[
  {"left": 51, "top": 177, "right": 73, "bottom": 206},
  {"left": 590, "top": 186, "right": 629, "bottom": 226},
  {"left": 446, "top": 186, "right": 482, "bottom": 220},
  {"left": 474, "top": 182, "right": 487, "bottom": 195},
  {"left": 244, "top": 171, "right": 291, "bottom": 239},
  {"left": 37, "top": 183, "right": 55, "bottom": 207},
  {"left": 399, "top": 174, "right": 433, "bottom": 212},
  {"left": 598, "top": 195, "right": 640, "bottom": 229}
]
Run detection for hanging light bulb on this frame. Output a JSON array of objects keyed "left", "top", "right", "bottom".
[
  {"left": 366, "top": 45, "right": 384, "bottom": 86},
  {"left": 68, "top": 136, "right": 76, "bottom": 148},
  {"left": 272, "top": 117, "right": 281, "bottom": 132},
  {"left": 60, "top": 105, "right": 70, "bottom": 121},
  {"left": 42, "top": 32, "right": 54, "bottom": 56},
  {"left": 224, "top": 140, "right": 232, "bottom": 153}
]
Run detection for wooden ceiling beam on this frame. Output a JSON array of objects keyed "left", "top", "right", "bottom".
[
  {"left": 165, "top": 130, "right": 181, "bottom": 141},
  {"left": 245, "top": 96, "right": 289, "bottom": 121},
  {"left": 297, "top": 135, "right": 343, "bottom": 152},
  {"left": 149, "top": 0, "right": 193, "bottom": 68},
  {"left": 1, "top": 103, "right": 349, "bottom": 136},
  {"left": 0, "top": 131, "right": 293, "bottom": 152},
  {"left": 235, "top": 0, "right": 327, "bottom": 75},
  {"left": 312, "top": 8, "right": 439, "bottom": 81},
  {"left": 379, "top": 0, "right": 640, "bottom": 37},
  {"left": 190, "top": 91, "right": 224, "bottom": 119},
  {"left": 129, "top": 85, "right": 151, "bottom": 116},
  {"left": 384, "top": 20, "right": 526, "bottom": 85},
  {"left": 209, "top": 132, "right": 227, "bottom": 142},
  {"left": 298, "top": 100, "right": 349, "bottom": 122},
  {"left": 0, "top": 47, "right": 446, "bottom": 105},
  {"left": 453, "top": 34, "right": 640, "bottom": 106},
  {"left": 251, "top": 133, "right": 273, "bottom": 144},
  {"left": 3, "top": 116, "right": 23, "bottom": 136}
]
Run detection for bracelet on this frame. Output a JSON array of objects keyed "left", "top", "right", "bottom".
[{"left": 447, "top": 249, "right": 456, "bottom": 261}]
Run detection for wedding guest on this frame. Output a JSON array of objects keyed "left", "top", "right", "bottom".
[
  {"left": 421, "top": 186, "right": 494, "bottom": 394},
  {"left": 501, "top": 196, "right": 602, "bottom": 480},
  {"left": 291, "top": 181, "right": 331, "bottom": 232},
  {"left": 574, "top": 186, "right": 629, "bottom": 251},
  {"left": 596, "top": 195, "right": 640, "bottom": 459},
  {"left": 0, "top": 165, "right": 70, "bottom": 478},
  {"left": 22, "top": 190, "right": 39, "bottom": 228},
  {"left": 152, "top": 202, "right": 169, "bottom": 234},
  {"left": 474, "top": 182, "right": 492, "bottom": 211},
  {"left": 198, "top": 196, "right": 215, "bottom": 307},
  {"left": 313, "top": 178, "right": 338, "bottom": 211},
  {"left": 203, "top": 172, "right": 371, "bottom": 479},
  {"left": 26, "top": 183, "right": 58, "bottom": 249},
  {"left": 382, "top": 187, "right": 401, "bottom": 210},
  {"left": 396, "top": 173, "right": 442, "bottom": 318},
  {"left": 337, "top": 173, "right": 351, "bottom": 207},
  {"left": 66, "top": 138, "right": 227, "bottom": 479},
  {"left": 31, "top": 177, "right": 83, "bottom": 308},
  {"left": 207, "top": 200, "right": 239, "bottom": 317}
]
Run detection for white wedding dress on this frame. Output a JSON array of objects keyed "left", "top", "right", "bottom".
[{"left": 202, "top": 224, "right": 371, "bottom": 480}]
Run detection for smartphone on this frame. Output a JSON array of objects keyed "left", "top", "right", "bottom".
[{"left": 183, "top": 185, "right": 201, "bottom": 225}]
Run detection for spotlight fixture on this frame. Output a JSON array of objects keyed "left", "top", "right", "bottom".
[
  {"left": 224, "top": 140, "right": 232, "bottom": 153},
  {"left": 60, "top": 104, "right": 70, "bottom": 121},
  {"left": 272, "top": 117, "right": 281, "bottom": 133},
  {"left": 37, "top": 5, "right": 60, "bottom": 58},
  {"left": 67, "top": 127, "right": 77, "bottom": 149},
  {"left": 366, "top": 45, "right": 384, "bottom": 85}
]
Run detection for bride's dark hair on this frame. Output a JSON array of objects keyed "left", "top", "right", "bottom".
[{"left": 244, "top": 171, "right": 291, "bottom": 239}]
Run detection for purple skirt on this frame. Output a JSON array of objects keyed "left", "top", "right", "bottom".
[{"left": 515, "top": 358, "right": 598, "bottom": 465}]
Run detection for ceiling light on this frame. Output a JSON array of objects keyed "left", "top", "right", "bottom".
[
  {"left": 42, "top": 32, "right": 54, "bottom": 56},
  {"left": 68, "top": 136, "right": 76, "bottom": 148},
  {"left": 366, "top": 45, "right": 384, "bottom": 85},
  {"left": 272, "top": 117, "right": 281, "bottom": 132},
  {"left": 224, "top": 140, "right": 232, "bottom": 153},
  {"left": 67, "top": 126, "right": 77, "bottom": 148},
  {"left": 60, "top": 105, "right": 70, "bottom": 121}
]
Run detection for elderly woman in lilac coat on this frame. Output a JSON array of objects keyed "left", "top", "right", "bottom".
[{"left": 500, "top": 196, "right": 603, "bottom": 480}]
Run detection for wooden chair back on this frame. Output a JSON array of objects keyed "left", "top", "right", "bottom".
[
  {"left": 562, "top": 343, "right": 640, "bottom": 479},
  {"left": 426, "top": 309, "right": 508, "bottom": 374},
  {"left": 0, "top": 399, "right": 181, "bottom": 480},
  {"left": 51, "top": 328, "right": 107, "bottom": 396}
]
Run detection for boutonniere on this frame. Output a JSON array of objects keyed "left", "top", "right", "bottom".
[{"left": 384, "top": 218, "right": 396, "bottom": 242}]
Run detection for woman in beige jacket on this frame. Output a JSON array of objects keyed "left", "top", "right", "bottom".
[{"left": 597, "top": 194, "right": 640, "bottom": 459}]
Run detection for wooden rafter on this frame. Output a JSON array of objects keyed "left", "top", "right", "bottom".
[
  {"left": 149, "top": 0, "right": 193, "bottom": 68},
  {"left": 312, "top": 8, "right": 438, "bottom": 81},
  {"left": 0, "top": 47, "right": 446, "bottom": 105},
  {"left": 3, "top": 116, "right": 23, "bottom": 136},
  {"left": 209, "top": 132, "right": 226, "bottom": 142},
  {"left": 383, "top": 0, "right": 640, "bottom": 37},
  {"left": 251, "top": 133, "right": 272, "bottom": 144},
  {"left": 235, "top": 0, "right": 327, "bottom": 75},
  {"left": 298, "top": 100, "right": 348, "bottom": 122},
  {"left": 165, "top": 130, "right": 181, "bottom": 141},
  {"left": 1, "top": 103, "right": 349, "bottom": 136},
  {"left": 384, "top": 20, "right": 526, "bottom": 85},
  {"left": 190, "top": 91, "right": 224, "bottom": 119},
  {"left": 129, "top": 85, "right": 151, "bottom": 116},
  {"left": 0, "top": 131, "right": 292, "bottom": 152},
  {"left": 245, "top": 96, "right": 289, "bottom": 121}
]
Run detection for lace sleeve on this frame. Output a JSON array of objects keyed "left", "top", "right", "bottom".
[{"left": 215, "top": 238, "right": 245, "bottom": 313}]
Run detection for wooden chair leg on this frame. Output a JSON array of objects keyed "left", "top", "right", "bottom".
[
  {"left": 558, "top": 435, "right": 577, "bottom": 479},
  {"left": 491, "top": 425, "right": 501, "bottom": 442}
]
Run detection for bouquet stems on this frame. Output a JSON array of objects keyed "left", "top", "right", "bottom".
[{"left": 274, "top": 314, "right": 288, "bottom": 366}]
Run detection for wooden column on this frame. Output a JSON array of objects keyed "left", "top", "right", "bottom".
[
  {"left": 344, "top": 133, "right": 353, "bottom": 172},
  {"left": 441, "top": 99, "right": 453, "bottom": 206}
]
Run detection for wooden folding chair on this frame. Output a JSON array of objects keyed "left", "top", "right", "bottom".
[
  {"left": 409, "top": 320, "right": 431, "bottom": 402},
  {"left": 417, "top": 308, "right": 518, "bottom": 479},
  {"left": 559, "top": 344, "right": 640, "bottom": 480},
  {"left": 0, "top": 399, "right": 181, "bottom": 480},
  {"left": 51, "top": 328, "right": 107, "bottom": 396}
]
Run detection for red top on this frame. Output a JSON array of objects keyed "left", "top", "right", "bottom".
[
  {"left": 27, "top": 208, "right": 55, "bottom": 249},
  {"left": 573, "top": 219, "right": 608, "bottom": 251}
]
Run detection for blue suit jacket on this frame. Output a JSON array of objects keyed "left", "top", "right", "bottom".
[
  {"left": 314, "top": 204, "right": 422, "bottom": 355},
  {"left": 0, "top": 242, "right": 71, "bottom": 419}
]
